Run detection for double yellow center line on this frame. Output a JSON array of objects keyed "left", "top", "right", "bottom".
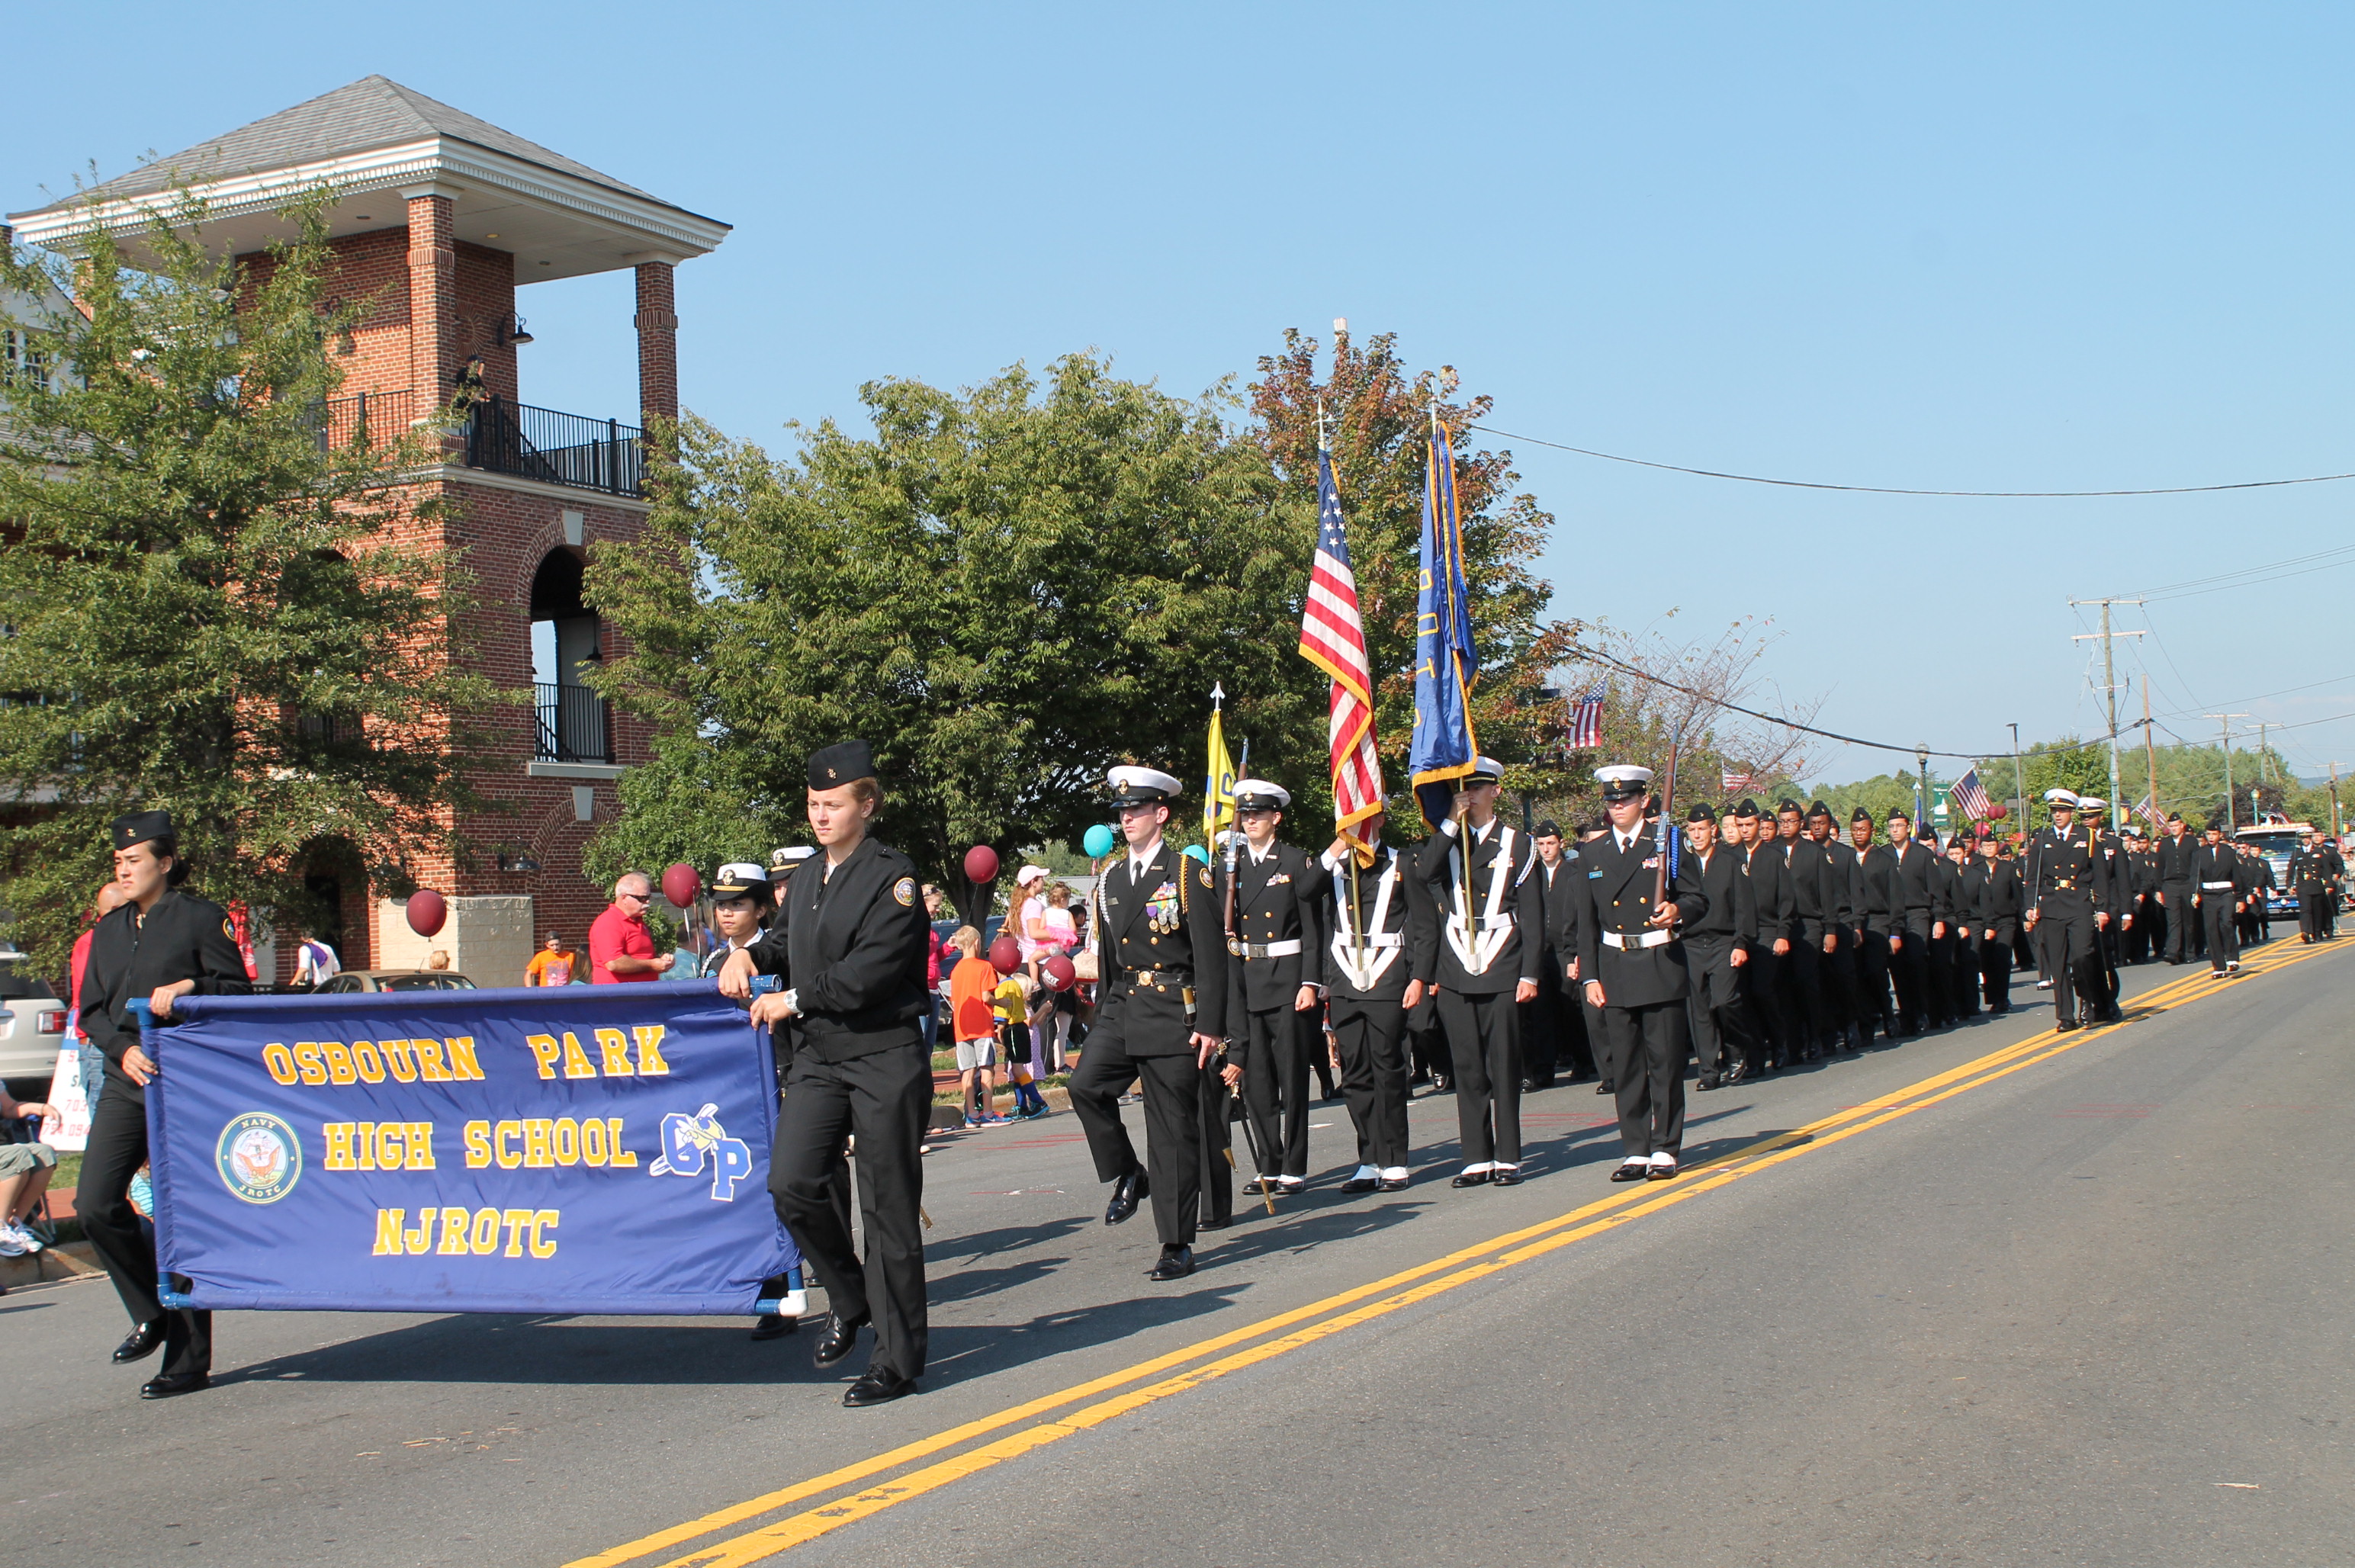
[{"left": 569, "top": 940, "right": 2338, "bottom": 1568}]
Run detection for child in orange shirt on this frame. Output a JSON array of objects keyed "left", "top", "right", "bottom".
[{"left": 946, "top": 927, "right": 1003, "bottom": 1127}]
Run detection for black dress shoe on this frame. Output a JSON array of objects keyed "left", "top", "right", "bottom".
[
  {"left": 139, "top": 1371, "right": 209, "bottom": 1400},
  {"left": 812, "top": 1313, "right": 867, "bottom": 1369},
  {"left": 1378, "top": 1174, "right": 1410, "bottom": 1192},
  {"left": 112, "top": 1320, "right": 166, "bottom": 1364},
  {"left": 750, "top": 1313, "right": 796, "bottom": 1341},
  {"left": 2055, "top": 1018, "right": 2081, "bottom": 1033},
  {"left": 1242, "top": 1176, "right": 1280, "bottom": 1196},
  {"left": 1695, "top": 1075, "right": 1721, "bottom": 1091},
  {"left": 1723, "top": 1061, "right": 1749, "bottom": 1084},
  {"left": 842, "top": 1367, "right": 917, "bottom": 1408},
  {"left": 1147, "top": 1245, "right": 1194, "bottom": 1281},
  {"left": 1337, "top": 1176, "right": 1380, "bottom": 1194},
  {"left": 1451, "top": 1169, "right": 1492, "bottom": 1187},
  {"left": 1595, "top": 1080, "right": 1614, "bottom": 1095},
  {"left": 1197, "top": 1213, "right": 1231, "bottom": 1230},
  {"left": 1646, "top": 1160, "right": 1678, "bottom": 1181},
  {"left": 1609, "top": 1162, "right": 1650, "bottom": 1183},
  {"left": 1104, "top": 1168, "right": 1149, "bottom": 1226},
  {"left": 1490, "top": 1168, "right": 1523, "bottom": 1187}
]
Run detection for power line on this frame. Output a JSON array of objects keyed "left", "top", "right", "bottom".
[
  {"left": 1468, "top": 423, "right": 2355, "bottom": 500},
  {"left": 2126, "top": 541, "right": 2355, "bottom": 601},
  {"left": 1575, "top": 647, "right": 1986, "bottom": 760}
]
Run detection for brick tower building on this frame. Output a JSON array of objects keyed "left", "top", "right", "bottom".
[{"left": 9, "top": 76, "right": 729, "bottom": 982}]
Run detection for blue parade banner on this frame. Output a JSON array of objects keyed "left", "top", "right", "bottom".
[{"left": 146, "top": 982, "right": 792, "bottom": 1315}]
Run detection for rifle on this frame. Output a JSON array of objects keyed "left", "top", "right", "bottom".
[
  {"left": 1218, "top": 754, "right": 1274, "bottom": 1215},
  {"left": 1653, "top": 725, "right": 1685, "bottom": 914}
]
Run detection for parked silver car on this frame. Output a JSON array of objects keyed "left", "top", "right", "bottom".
[{"left": 0, "top": 946, "right": 70, "bottom": 1086}]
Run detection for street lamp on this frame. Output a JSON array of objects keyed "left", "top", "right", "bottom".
[{"left": 1916, "top": 744, "right": 1931, "bottom": 845}]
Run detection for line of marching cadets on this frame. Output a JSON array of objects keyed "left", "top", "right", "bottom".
[{"left": 707, "top": 744, "right": 2354, "bottom": 1408}]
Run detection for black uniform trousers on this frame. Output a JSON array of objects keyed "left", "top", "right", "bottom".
[
  {"left": 1435, "top": 988, "right": 1522, "bottom": 1166},
  {"left": 771, "top": 1045, "right": 932, "bottom": 1380},
  {"left": 2122, "top": 896, "right": 2152, "bottom": 962},
  {"left": 1331, "top": 992, "right": 1411, "bottom": 1171},
  {"left": 81, "top": 1091, "right": 211, "bottom": 1379},
  {"left": 1778, "top": 940, "right": 1829, "bottom": 1052},
  {"left": 1977, "top": 921, "right": 2016, "bottom": 1010},
  {"left": 2199, "top": 892, "right": 2241, "bottom": 972},
  {"left": 1197, "top": 1062, "right": 1233, "bottom": 1226},
  {"left": 1946, "top": 921, "right": 1981, "bottom": 1017},
  {"left": 1521, "top": 957, "right": 1564, "bottom": 1084},
  {"left": 1852, "top": 927, "right": 1895, "bottom": 1035},
  {"left": 2032, "top": 900, "right": 2102, "bottom": 1020},
  {"left": 1069, "top": 1041, "right": 1203, "bottom": 1248},
  {"left": 1740, "top": 948, "right": 1791, "bottom": 1065},
  {"left": 1582, "top": 993, "right": 1614, "bottom": 1082},
  {"left": 1926, "top": 925, "right": 1959, "bottom": 1024},
  {"left": 1684, "top": 933, "right": 1744, "bottom": 1078},
  {"left": 1239, "top": 1004, "right": 1313, "bottom": 1179},
  {"left": 2300, "top": 887, "right": 2331, "bottom": 942},
  {"left": 1819, "top": 931, "right": 1859, "bottom": 1037},
  {"left": 1886, "top": 924, "right": 1926, "bottom": 1032},
  {"left": 1604, "top": 999, "right": 1688, "bottom": 1158},
  {"left": 2161, "top": 885, "right": 2200, "bottom": 961}
]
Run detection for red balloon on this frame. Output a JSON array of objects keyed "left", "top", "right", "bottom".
[
  {"left": 1988, "top": 804, "right": 2009, "bottom": 821},
  {"left": 406, "top": 888, "right": 447, "bottom": 939},
  {"left": 988, "top": 935, "right": 1022, "bottom": 975},
  {"left": 1043, "top": 953, "right": 1077, "bottom": 992},
  {"left": 661, "top": 862, "right": 702, "bottom": 908},
  {"left": 964, "top": 845, "right": 1001, "bottom": 885}
]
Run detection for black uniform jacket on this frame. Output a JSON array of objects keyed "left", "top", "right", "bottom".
[
  {"left": 1685, "top": 843, "right": 1756, "bottom": 947},
  {"left": 1217, "top": 840, "right": 1329, "bottom": 1014},
  {"left": 2190, "top": 842, "right": 2242, "bottom": 903},
  {"left": 1319, "top": 840, "right": 1436, "bottom": 1004},
  {"left": 2023, "top": 824, "right": 2103, "bottom": 917},
  {"left": 80, "top": 889, "right": 252, "bottom": 1104},
  {"left": 1541, "top": 848, "right": 1586, "bottom": 986},
  {"left": 746, "top": 837, "right": 931, "bottom": 1064},
  {"left": 2289, "top": 846, "right": 2331, "bottom": 889},
  {"left": 1743, "top": 840, "right": 1797, "bottom": 948},
  {"left": 2155, "top": 831, "right": 2199, "bottom": 887},
  {"left": 1853, "top": 841, "right": 1896, "bottom": 933},
  {"left": 1971, "top": 855, "right": 2026, "bottom": 933},
  {"left": 1415, "top": 819, "right": 1544, "bottom": 995},
  {"left": 1094, "top": 841, "right": 1228, "bottom": 1051},
  {"left": 1779, "top": 836, "right": 1839, "bottom": 943},
  {"left": 1825, "top": 840, "right": 1864, "bottom": 930},
  {"left": 2092, "top": 832, "right": 2130, "bottom": 912},
  {"left": 1576, "top": 823, "right": 1708, "bottom": 1009}
]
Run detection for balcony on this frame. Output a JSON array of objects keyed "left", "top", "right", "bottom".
[
  {"left": 318, "top": 390, "right": 645, "bottom": 499},
  {"left": 535, "top": 681, "right": 612, "bottom": 764}
]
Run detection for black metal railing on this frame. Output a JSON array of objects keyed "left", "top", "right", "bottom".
[
  {"left": 316, "top": 388, "right": 419, "bottom": 452},
  {"left": 467, "top": 396, "right": 644, "bottom": 498},
  {"left": 535, "top": 681, "right": 612, "bottom": 763}
]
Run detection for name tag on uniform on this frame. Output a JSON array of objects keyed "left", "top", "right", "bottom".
[{"left": 1587, "top": 869, "right": 1602, "bottom": 879}]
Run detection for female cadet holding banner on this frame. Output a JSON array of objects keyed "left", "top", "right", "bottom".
[{"left": 721, "top": 741, "right": 932, "bottom": 1409}]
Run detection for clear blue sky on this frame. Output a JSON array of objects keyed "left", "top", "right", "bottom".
[{"left": 18, "top": 3, "right": 2355, "bottom": 788}]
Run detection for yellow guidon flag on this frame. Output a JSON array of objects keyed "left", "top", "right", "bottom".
[{"left": 1205, "top": 683, "right": 1238, "bottom": 846}]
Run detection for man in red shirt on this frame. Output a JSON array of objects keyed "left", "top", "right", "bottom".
[{"left": 589, "top": 872, "right": 675, "bottom": 985}]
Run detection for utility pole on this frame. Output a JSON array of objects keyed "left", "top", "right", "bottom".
[
  {"left": 2205, "top": 712, "right": 2251, "bottom": 831},
  {"left": 2143, "top": 682, "right": 2159, "bottom": 825},
  {"left": 2071, "top": 598, "right": 2145, "bottom": 836},
  {"left": 2331, "top": 763, "right": 2343, "bottom": 840}
]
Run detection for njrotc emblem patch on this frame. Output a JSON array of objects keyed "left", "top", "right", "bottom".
[
  {"left": 893, "top": 876, "right": 916, "bottom": 908},
  {"left": 223, "top": 917, "right": 236, "bottom": 939},
  {"left": 217, "top": 1112, "right": 302, "bottom": 1204}
]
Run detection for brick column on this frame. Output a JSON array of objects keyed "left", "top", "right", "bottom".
[
  {"left": 406, "top": 191, "right": 460, "bottom": 417},
  {"left": 634, "top": 260, "right": 679, "bottom": 425}
]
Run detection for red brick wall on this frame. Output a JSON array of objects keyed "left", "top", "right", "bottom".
[{"left": 635, "top": 261, "right": 677, "bottom": 424}]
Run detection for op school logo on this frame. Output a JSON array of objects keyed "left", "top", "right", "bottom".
[
  {"left": 646, "top": 1104, "right": 754, "bottom": 1200},
  {"left": 216, "top": 1113, "right": 303, "bottom": 1204}
]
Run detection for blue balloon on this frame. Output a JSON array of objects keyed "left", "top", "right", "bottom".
[
  {"left": 1082, "top": 823, "right": 1117, "bottom": 859},
  {"left": 1182, "top": 843, "right": 1210, "bottom": 864}
]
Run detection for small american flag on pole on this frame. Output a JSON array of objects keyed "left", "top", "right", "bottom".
[
  {"left": 1568, "top": 688, "right": 1605, "bottom": 749},
  {"left": 1300, "top": 445, "right": 1384, "bottom": 845},
  {"left": 1949, "top": 766, "right": 1993, "bottom": 821}
]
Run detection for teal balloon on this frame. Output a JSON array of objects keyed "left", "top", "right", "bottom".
[
  {"left": 1083, "top": 823, "right": 1117, "bottom": 858},
  {"left": 1183, "top": 843, "right": 1210, "bottom": 865}
]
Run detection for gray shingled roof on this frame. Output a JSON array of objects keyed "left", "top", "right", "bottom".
[{"left": 21, "top": 75, "right": 673, "bottom": 214}]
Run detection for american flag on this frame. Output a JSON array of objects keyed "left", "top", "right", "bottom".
[
  {"left": 1721, "top": 767, "right": 1756, "bottom": 793},
  {"left": 1569, "top": 688, "right": 1605, "bottom": 749},
  {"left": 1300, "top": 446, "right": 1384, "bottom": 843},
  {"left": 1949, "top": 766, "right": 1993, "bottom": 821},
  {"left": 2134, "top": 792, "right": 2164, "bottom": 831}
]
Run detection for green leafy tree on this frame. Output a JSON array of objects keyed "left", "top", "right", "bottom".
[
  {"left": 585, "top": 355, "right": 1304, "bottom": 925},
  {"left": 0, "top": 191, "right": 491, "bottom": 976}
]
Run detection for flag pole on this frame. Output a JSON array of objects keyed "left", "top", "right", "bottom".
[
  {"left": 1322, "top": 397, "right": 1367, "bottom": 965},
  {"left": 1432, "top": 399, "right": 1476, "bottom": 936}
]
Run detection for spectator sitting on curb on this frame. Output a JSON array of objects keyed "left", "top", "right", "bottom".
[{"left": 0, "top": 1085, "right": 57, "bottom": 1258}]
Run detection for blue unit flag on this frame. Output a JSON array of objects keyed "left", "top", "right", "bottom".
[
  {"left": 1410, "top": 419, "right": 1480, "bottom": 827},
  {"left": 147, "top": 982, "right": 793, "bottom": 1315}
]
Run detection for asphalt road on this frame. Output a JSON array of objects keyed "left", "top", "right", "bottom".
[{"left": 6, "top": 939, "right": 2350, "bottom": 1567}]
